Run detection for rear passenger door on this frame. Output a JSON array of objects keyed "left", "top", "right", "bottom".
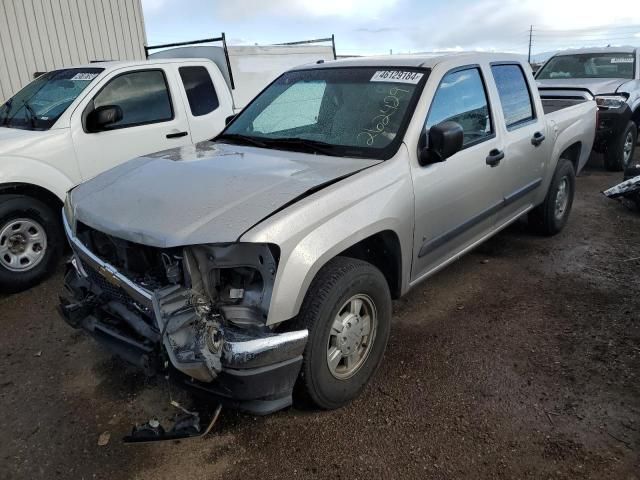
[
  {"left": 176, "top": 62, "right": 233, "bottom": 143},
  {"left": 72, "top": 66, "right": 192, "bottom": 180},
  {"left": 489, "top": 63, "right": 550, "bottom": 223}
]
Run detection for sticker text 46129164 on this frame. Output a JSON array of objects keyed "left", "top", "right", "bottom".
[{"left": 370, "top": 71, "right": 424, "bottom": 84}]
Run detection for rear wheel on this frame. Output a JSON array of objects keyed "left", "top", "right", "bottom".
[
  {"left": 0, "top": 195, "right": 63, "bottom": 293},
  {"left": 295, "top": 256, "right": 391, "bottom": 410},
  {"left": 529, "top": 158, "right": 576, "bottom": 236},
  {"left": 604, "top": 121, "right": 637, "bottom": 171}
]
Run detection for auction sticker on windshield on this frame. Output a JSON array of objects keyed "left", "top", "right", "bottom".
[
  {"left": 610, "top": 57, "right": 634, "bottom": 63},
  {"left": 371, "top": 70, "right": 424, "bottom": 84},
  {"left": 71, "top": 73, "right": 99, "bottom": 81}
]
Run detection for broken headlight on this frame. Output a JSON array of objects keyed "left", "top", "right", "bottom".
[
  {"left": 63, "top": 193, "right": 75, "bottom": 229},
  {"left": 183, "top": 243, "right": 279, "bottom": 327}
]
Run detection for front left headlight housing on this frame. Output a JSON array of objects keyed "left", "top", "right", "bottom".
[
  {"left": 63, "top": 194, "right": 75, "bottom": 231},
  {"left": 595, "top": 95, "right": 627, "bottom": 109}
]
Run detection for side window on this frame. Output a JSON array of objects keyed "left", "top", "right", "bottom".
[
  {"left": 491, "top": 64, "right": 535, "bottom": 128},
  {"left": 93, "top": 70, "right": 172, "bottom": 128},
  {"left": 426, "top": 68, "right": 492, "bottom": 146},
  {"left": 252, "top": 81, "right": 326, "bottom": 134},
  {"left": 179, "top": 66, "right": 219, "bottom": 116}
]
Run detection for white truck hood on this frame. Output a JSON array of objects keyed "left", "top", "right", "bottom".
[{"left": 71, "top": 141, "right": 380, "bottom": 248}]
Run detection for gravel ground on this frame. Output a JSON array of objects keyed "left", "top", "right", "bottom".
[{"left": 1, "top": 153, "right": 639, "bottom": 480}]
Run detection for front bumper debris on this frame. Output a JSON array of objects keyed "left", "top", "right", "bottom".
[
  {"left": 59, "top": 216, "right": 308, "bottom": 415},
  {"left": 123, "top": 404, "right": 223, "bottom": 444},
  {"left": 602, "top": 161, "right": 640, "bottom": 210}
]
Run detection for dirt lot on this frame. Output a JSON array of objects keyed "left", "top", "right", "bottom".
[{"left": 1, "top": 153, "right": 639, "bottom": 480}]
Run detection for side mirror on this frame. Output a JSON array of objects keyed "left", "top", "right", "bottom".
[
  {"left": 419, "top": 121, "right": 464, "bottom": 166},
  {"left": 225, "top": 114, "right": 237, "bottom": 125},
  {"left": 86, "top": 105, "right": 123, "bottom": 132}
]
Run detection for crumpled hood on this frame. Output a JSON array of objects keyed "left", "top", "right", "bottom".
[
  {"left": 536, "top": 77, "right": 627, "bottom": 96},
  {"left": 71, "top": 141, "right": 380, "bottom": 247}
]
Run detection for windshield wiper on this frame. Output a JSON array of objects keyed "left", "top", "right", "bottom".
[
  {"left": 215, "top": 133, "right": 267, "bottom": 148},
  {"left": 0, "top": 99, "right": 12, "bottom": 126},
  {"left": 261, "top": 137, "right": 337, "bottom": 156},
  {"left": 22, "top": 100, "right": 37, "bottom": 128}
]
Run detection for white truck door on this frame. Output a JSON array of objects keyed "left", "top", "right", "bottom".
[
  {"left": 173, "top": 62, "right": 233, "bottom": 143},
  {"left": 411, "top": 65, "right": 505, "bottom": 282},
  {"left": 70, "top": 66, "right": 193, "bottom": 181},
  {"left": 489, "top": 63, "right": 549, "bottom": 223}
]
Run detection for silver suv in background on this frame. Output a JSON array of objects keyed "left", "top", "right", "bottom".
[{"left": 536, "top": 46, "right": 640, "bottom": 171}]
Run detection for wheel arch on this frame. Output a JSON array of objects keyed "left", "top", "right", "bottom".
[
  {"left": 337, "top": 230, "right": 403, "bottom": 300},
  {"left": 0, "top": 183, "right": 63, "bottom": 213},
  {"left": 559, "top": 141, "right": 583, "bottom": 173}
]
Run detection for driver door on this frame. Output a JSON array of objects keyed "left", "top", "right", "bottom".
[
  {"left": 410, "top": 65, "right": 505, "bottom": 282},
  {"left": 71, "top": 66, "right": 192, "bottom": 180}
]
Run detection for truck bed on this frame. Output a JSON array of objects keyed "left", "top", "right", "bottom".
[
  {"left": 542, "top": 97, "right": 590, "bottom": 115},
  {"left": 540, "top": 94, "right": 597, "bottom": 175}
]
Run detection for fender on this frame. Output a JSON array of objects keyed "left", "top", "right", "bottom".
[
  {"left": 241, "top": 155, "right": 415, "bottom": 326},
  {"left": 535, "top": 103, "right": 596, "bottom": 205},
  {"left": 0, "top": 155, "right": 77, "bottom": 201},
  {"left": 0, "top": 127, "right": 80, "bottom": 200}
]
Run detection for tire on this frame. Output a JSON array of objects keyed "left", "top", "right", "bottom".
[
  {"left": 529, "top": 158, "right": 576, "bottom": 236},
  {"left": 294, "top": 256, "right": 392, "bottom": 410},
  {"left": 604, "top": 121, "right": 637, "bottom": 171},
  {"left": 0, "top": 195, "right": 63, "bottom": 293}
]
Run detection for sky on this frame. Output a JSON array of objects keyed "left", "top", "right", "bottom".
[{"left": 141, "top": 0, "right": 640, "bottom": 58}]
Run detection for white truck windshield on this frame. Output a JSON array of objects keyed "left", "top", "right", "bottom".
[
  {"left": 220, "top": 67, "right": 428, "bottom": 159},
  {"left": 0, "top": 68, "right": 103, "bottom": 130},
  {"left": 537, "top": 53, "right": 636, "bottom": 80}
]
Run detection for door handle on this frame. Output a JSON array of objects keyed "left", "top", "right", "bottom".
[
  {"left": 166, "top": 131, "right": 188, "bottom": 139},
  {"left": 486, "top": 149, "right": 504, "bottom": 167},
  {"left": 531, "top": 131, "right": 545, "bottom": 146}
]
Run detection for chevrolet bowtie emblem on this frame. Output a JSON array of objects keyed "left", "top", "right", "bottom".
[{"left": 98, "top": 265, "right": 121, "bottom": 288}]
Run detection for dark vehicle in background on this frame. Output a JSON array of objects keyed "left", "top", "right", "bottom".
[{"left": 536, "top": 47, "right": 640, "bottom": 171}]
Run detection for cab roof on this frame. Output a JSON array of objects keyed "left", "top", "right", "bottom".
[
  {"left": 60, "top": 57, "right": 214, "bottom": 70},
  {"left": 292, "top": 52, "right": 527, "bottom": 71}
]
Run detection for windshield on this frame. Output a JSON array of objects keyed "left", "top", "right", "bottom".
[
  {"left": 0, "top": 68, "right": 103, "bottom": 130},
  {"left": 220, "top": 67, "right": 428, "bottom": 159},
  {"left": 536, "top": 53, "right": 636, "bottom": 80}
]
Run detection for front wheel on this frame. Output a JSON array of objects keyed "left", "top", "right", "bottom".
[
  {"left": 529, "top": 158, "right": 576, "bottom": 236},
  {"left": 295, "top": 257, "right": 392, "bottom": 410},
  {"left": 0, "top": 195, "right": 63, "bottom": 293},
  {"left": 604, "top": 121, "right": 637, "bottom": 172}
]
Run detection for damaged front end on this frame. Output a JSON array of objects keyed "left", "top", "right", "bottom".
[{"left": 58, "top": 212, "right": 307, "bottom": 415}]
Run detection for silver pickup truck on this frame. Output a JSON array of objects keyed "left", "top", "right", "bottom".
[{"left": 59, "top": 53, "right": 596, "bottom": 416}]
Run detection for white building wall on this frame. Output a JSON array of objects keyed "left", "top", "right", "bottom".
[{"left": 0, "top": 0, "right": 147, "bottom": 101}]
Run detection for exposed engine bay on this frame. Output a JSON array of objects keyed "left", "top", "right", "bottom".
[{"left": 59, "top": 217, "right": 307, "bottom": 415}]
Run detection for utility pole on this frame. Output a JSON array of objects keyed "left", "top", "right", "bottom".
[{"left": 528, "top": 25, "right": 533, "bottom": 63}]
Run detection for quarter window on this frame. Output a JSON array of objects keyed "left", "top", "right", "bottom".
[
  {"left": 179, "top": 66, "right": 219, "bottom": 116},
  {"left": 426, "top": 68, "right": 492, "bottom": 146},
  {"left": 93, "top": 70, "right": 172, "bottom": 128},
  {"left": 491, "top": 64, "right": 535, "bottom": 128}
]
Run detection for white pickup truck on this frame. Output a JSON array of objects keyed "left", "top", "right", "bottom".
[
  {"left": 0, "top": 54, "right": 325, "bottom": 292},
  {"left": 60, "top": 52, "right": 597, "bottom": 418}
]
